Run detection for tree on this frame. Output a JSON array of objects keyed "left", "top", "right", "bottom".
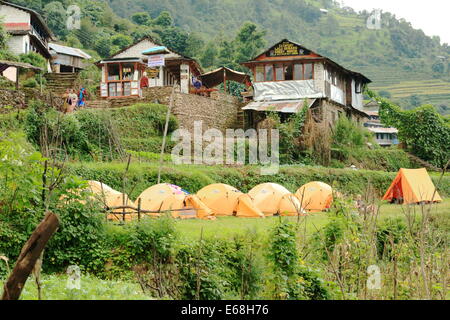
[
  {"left": 131, "top": 12, "right": 152, "bottom": 26},
  {"left": 234, "top": 22, "right": 266, "bottom": 63},
  {"left": 0, "top": 17, "right": 8, "bottom": 50},
  {"left": 111, "top": 34, "right": 133, "bottom": 49},
  {"left": 43, "top": 1, "right": 68, "bottom": 39},
  {"left": 154, "top": 11, "right": 173, "bottom": 27},
  {"left": 368, "top": 90, "right": 450, "bottom": 169},
  {"left": 432, "top": 61, "right": 445, "bottom": 74},
  {"left": 94, "top": 36, "right": 113, "bottom": 58},
  {"left": 200, "top": 42, "right": 218, "bottom": 68}
]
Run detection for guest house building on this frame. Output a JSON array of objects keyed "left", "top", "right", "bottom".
[
  {"left": 240, "top": 39, "right": 371, "bottom": 129},
  {"left": 96, "top": 37, "right": 203, "bottom": 99}
]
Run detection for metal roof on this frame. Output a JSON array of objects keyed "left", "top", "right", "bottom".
[
  {"left": 49, "top": 43, "right": 91, "bottom": 59},
  {"left": 0, "top": 59, "right": 43, "bottom": 73},
  {"left": 367, "top": 127, "right": 398, "bottom": 134},
  {"left": 242, "top": 99, "right": 317, "bottom": 113}
]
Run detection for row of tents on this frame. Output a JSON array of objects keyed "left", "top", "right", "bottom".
[
  {"left": 83, "top": 168, "right": 442, "bottom": 222},
  {"left": 85, "top": 181, "right": 333, "bottom": 221}
]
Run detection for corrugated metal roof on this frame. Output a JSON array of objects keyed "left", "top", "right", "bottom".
[
  {"left": 242, "top": 99, "right": 316, "bottom": 113},
  {"left": 49, "top": 43, "right": 91, "bottom": 59},
  {"left": 368, "top": 127, "right": 398, "bottom": 134}
]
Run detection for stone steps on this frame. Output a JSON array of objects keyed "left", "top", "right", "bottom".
[{"left": 44, "top": 72, "right": 80, "bottom": 95}]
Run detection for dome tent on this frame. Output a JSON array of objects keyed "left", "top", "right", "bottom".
[
  {"left": 295, "top": 181, "right": 333, "bottom": 213},
  {"left": 248, "top": 183, "right": 303, "bottom": 216},
  {"left": 196, "top": 183, "right": 241, "bottom": 216},
  {"left": 196, "top": 183, "right": 264, "bottom": 218},
  {"left": 87, "top": 181, "right": 135, "bottom": 221},
  {"left": 137, "top": 183, "right": 213, "bottom": 219}
]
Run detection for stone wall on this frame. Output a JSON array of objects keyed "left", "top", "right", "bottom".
[
  {"left": 0, "top": 89, "right": 26, "bottom": 113},
  {"left": 0, "top": 88, "right": 65, "bottom": 113},
  {"left": 142, "top": 87, "right": 240, "bottom": 132}
]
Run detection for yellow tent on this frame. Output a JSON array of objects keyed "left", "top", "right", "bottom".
[
  {"left": 137, "top": 183, "right": 213, "bottom": 219},
  {"left": 248, "top": 183, "right": 298, "bottom": 216},
  {"left": 197, "top": 184, "right": 242, "bottom": 216},
  {"left": 235, "top": 194, "right": 265, "bottom": 218},
  {"left": 196, "top": 183, "right": 264, "bottom": 218},
  {"left": 279, "top": 194, "right": 305, "bottom": 216},
  {"left": 295, "top": 182, "right": 333, "bottom": 213},
  {"left": 382, "top": 168, "right": 442, "bottom": 204},
  {"left": 87, "top": 181, "right": 135, "bottom": 221}
]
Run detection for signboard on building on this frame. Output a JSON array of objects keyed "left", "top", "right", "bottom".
[
  {"left": 147, "top": 54, "right": 165, "bottom": 68},
  {"left": 268, "top": 41, "right": 310, "bottom": 57},
  {"left": 146, "top": 68, "right": 160, "bottom": 78}
]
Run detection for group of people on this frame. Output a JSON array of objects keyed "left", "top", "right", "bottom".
[{"left": 63, "top": 87, "right": 88, "bottom": 113}]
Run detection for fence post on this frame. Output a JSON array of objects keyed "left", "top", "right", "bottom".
[{"left": 137, "top": 198, "right": 141, "bottom": 222}]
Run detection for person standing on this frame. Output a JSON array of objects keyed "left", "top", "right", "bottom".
[
  {"left": 67, "top": 89, "right": 78, "bottom": 113},
  {"left": 63, "top": 89, "right": 70, "bottom": 114},
  {"left": 77, "top": 87, "right": 88, "bottom": 109}
]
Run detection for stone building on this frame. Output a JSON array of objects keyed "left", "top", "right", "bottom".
[{"left": 240, "top": 39, "right": 371, "bottom": 129}]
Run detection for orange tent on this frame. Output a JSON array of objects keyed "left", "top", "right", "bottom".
[
  {"left": 279, "top": 194, "right": 305, "bottom": 216},
  {"left": 87, "top": 181, "right": 136, "bottom": 221},
  {"left": 136, "top": 183, "right": 213, "bottom": 219},
  {"left": 248, "top": 183, "right": 303, "bottom": 216},
  {"left": 235, "top": 194, "right": 265, "bottom": 218},
  {"left": 295, "top": 182, "right": 333, "bottom": 213},
  {"left": 196, "top": 183, "right": 264, "bottom": 218},
  {"left": 382, "top": 168, "right": 442, "bottom": 204},
  {"left": 196, "top": 184, "right": 242, "bottom": 216}
]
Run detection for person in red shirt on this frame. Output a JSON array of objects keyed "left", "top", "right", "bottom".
[{"left": 140, "top": 71, "right": 149, "bottom": 88}]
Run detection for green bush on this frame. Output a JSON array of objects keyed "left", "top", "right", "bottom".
[
  {"left": 376, "top": 218, "right": 408, "bottom": 259},
  {"left": 23, "top": 101, "right": 178, "bottom": 161},
  {"left": 332, "top": 115, "right": 373, "bottom": 148},
  {"left": 266, "top": 218, "right": 331, "bottom": 300},
  {"left": 22, "top": 78, "right": 38, "bottom": 88}
]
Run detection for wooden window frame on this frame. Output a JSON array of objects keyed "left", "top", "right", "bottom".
[
  {"left": 253, "top": 62, "right": 315, "bottom": 82},
  {"left": 104, "top": 62, "right": 139, "bottom": 98}
]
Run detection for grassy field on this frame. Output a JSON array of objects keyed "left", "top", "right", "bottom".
[{"left": 173, "top": 199, "right": 450, "bottom": 240}]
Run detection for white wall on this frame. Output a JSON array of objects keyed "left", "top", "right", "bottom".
[
  {"left": 6, "top": 34, "right": 28, "bottom": 56},
  {"left": 351, "top": 79, "right": 364, "bottom": 109},
  {"left": 0, "top": 4, "right": 30, "bottom": 24}
]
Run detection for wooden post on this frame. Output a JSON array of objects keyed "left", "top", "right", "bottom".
[
  {"left": 15, "top": 67, "right": 19, "bottom": 90},
  {"left": 223, "top": 68, "right": 227, "bottom": 94},
  {"left": 2, "top": 212, "right": 60, "bottom": 300},
  {"left": 137, "top": 198, "right": 142, "bottom": 222},
  {"left": 157, "top": 85, "right": 176, "bottom": 184}
]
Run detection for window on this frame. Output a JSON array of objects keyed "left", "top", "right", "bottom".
[
  {"left": 107, "top": 64, "right": 120, "bottom": 81},
  {"left": 255, "top": 66, "right": 264, "bottom": 82},
  {"left": 304, "top": 63, "right": 313, "bottom": 80},
  {"left": 294, "top": 64, "right": 303, "bottom": 80},
  {"left": 284, "top": 64, "right": 293, "bottom": 80},
  {"left": 121, "top": 63, "right": 134, "bottom": 80},
  {"left": 123, "top": 82, "right": 131, "bottom": 96},
  {"left": 275, "top": 64, "right": 284, "bottom": 81},
  {"left": 355, "top": 81, "right": 362, "bottom": 94},
  {"left": 265, "top": 64, "right": 274, "bottom": 81}
]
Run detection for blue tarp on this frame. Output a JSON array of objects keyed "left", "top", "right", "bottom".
[{"left": 142, "top": 46, "right": 170, "bottom": 55}]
